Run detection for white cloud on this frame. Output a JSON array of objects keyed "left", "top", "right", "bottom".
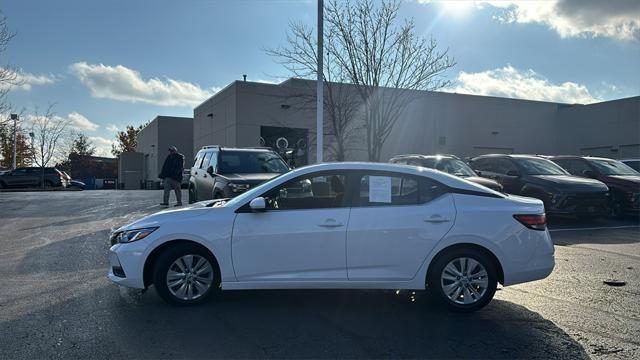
[
  {"left": 105, "top": 124, "right": 119, "bottom": 133},
  {"left": 419, "top": 0, "right": 640, "bottom": 41},
  {"left": 88, "top": 136, "right": 116, "bottom": 157},
  {"left": 0, "top": 69, "right": 57, "bottom": 91},
  {"left": 67, "top": 112, "right": 99, "bottom": 131},
  {"left": 69, "top": 62, "right": 218, "bottom": 107},
  {"left": 450, "top": 65, "right": 599, "bottom": 104}
]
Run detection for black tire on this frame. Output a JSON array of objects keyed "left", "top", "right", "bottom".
[
  {"left": 428, "top": 248, "right": 498, "bottom": 313},
  {"left": 153, "top": 244, "right": 220, "bottom": 306},
  {"left": 188, "top": 186, "right": 196, "bottom": 204}
]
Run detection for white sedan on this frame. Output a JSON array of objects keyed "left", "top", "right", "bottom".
[{"left": 108, "top": 162, "right": 554, "bottom": 312}]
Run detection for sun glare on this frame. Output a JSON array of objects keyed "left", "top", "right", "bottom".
[{"left": 439, "top": 0, "right": 474, "bottom": 18}]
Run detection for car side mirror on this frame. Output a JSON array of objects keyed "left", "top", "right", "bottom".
[
  {"left": 582, "top": 169, "right": 596, "bottom": 178},
  {"left": 206, "top": 166, "right": 214, "bottom": 175},
  {"left": 506, "top": 170, "right": 520, "bottom": 177},
  {"left": 249, "top": 197, "right": 266, "bottom": 211}
]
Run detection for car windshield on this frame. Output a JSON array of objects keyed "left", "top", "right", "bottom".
[
  {"left": 223, "top": 172, "right": 287, "bottom": 207},
  {"left": 590, "top": 159, "right": 639, "bottom": 176},
  {"left": 218, "top": 151, "right": 289, "bottom": 174},
  {"left": 433, "top": 158, "right": 477, "bottom": 177},
  {"left": 516, "top": 158, "right": 568, "bottom": 175}
]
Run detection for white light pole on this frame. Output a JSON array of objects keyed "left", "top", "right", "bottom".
[
  {"left": 10, "top": 113, "right": 18, "bottom": 169},
  {"left": 316, "top": 0, "right": 324, "bottom": 163}
]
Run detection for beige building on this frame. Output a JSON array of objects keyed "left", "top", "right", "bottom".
[
  {"left": 137, "top": 116, "right": 193, "bottom": 188},
  {"left": 193, "top": 78, "right": 639, "bottom": 165}
]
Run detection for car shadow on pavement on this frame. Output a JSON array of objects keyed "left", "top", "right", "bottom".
[
  {"left": 0, "top": 283, "right": 590, "bottom": 359},
  {"left": 109, "top": 288, "right": 589, "bottom": 359}
]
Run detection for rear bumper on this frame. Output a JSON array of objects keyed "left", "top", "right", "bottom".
[{"left": 503, "top": 230, "right": 555, "bottom": 286}]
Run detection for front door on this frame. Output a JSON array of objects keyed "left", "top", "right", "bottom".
[
  {"left": 346, "top": 172, "right": 455, "bottom": 280},
  {"left": 232, "top": 171, "right": 350, "bottom": 281}
]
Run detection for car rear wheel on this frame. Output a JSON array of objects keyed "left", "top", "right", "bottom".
[
  {"left": 428, "top": 248, "right": 497, "bottom": 312},
  {"left": 153, "top": 244, "right": 220, "bottom": 305}
]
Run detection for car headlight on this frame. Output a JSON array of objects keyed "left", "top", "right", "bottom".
[
  {"left": 113, "top": 227, "right": 158, "bottom": 244},
  {"left": 228, "top": 183, "right": 250, "bottom": 192}
]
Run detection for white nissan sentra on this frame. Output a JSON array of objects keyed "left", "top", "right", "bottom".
[{"left": 108, "top": 162, "right": 554, "bottom": 312}]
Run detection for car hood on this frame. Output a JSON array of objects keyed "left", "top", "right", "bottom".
[
  {"left": 529, "top": 175, "right": 608, "bottom": 192},
  {"left": 464, "top": 176, "right": 502, "bottom": 190},
  {"left": 603, "top": 175, "right": 640, "bottom": 191},
  {"left": 221, "top": 173, "right": 281, "bottom": 184},
  {"left": 115, "top": 205, "right": 217, "bottom": 232}
]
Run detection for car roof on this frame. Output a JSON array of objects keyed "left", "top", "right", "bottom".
[
  {"left": 471, "top": 154, "right": 544, "bottom": 160},
  {"left": 284, "top": 162, "right": 500, "bottom": 195},
  {"left": 199, "top": 146, "right": 275, "bottom": 153},
  {"left": 550, "top": 155, "right": 619, "bottom": 161},
  {"left": 391, "top": 154, "right": 459, "bottom": 160}
]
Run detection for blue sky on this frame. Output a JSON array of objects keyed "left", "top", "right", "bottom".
[{"left": 2, "top": 0, "right": 639, "bottom": 155}]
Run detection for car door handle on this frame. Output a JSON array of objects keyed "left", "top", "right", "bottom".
[
  {"left": 424, "top": 216, "right": 450, "bottom": 223},
  {"left": 317, "top": 219, "right": 344, "bottom": 228}
]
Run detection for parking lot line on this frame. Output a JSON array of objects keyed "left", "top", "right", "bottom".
[{"left": 549, "top": 225, "right": 640, "bottom": 232}]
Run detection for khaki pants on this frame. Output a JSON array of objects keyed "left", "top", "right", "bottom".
[{"left": 163, "top": 178, "right": 182, "bottom": 205}]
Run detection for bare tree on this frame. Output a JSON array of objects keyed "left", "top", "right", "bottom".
[
  {"left": 0, "top": 12, "right": 19, "bottom": 117},
  {"left": 322, "top": 0, "right": 455, "bottom": 161},
  {"left": 30, "top": 104, "right": 71, "bottom": 188},
  {"left": 267, "top": 22, "right": 362, "bottom": 161}
]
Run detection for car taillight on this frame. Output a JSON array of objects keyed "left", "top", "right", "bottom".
[{"left": 514, "top": 214, "right": 546, "bottom": 231}]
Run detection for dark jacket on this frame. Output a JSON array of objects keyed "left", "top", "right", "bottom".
[{"left": 159, "top": 153, "right": 184, "bottom": 181}]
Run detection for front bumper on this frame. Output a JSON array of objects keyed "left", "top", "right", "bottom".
[
  {"left": 545, "top": 192, "right": 609, "bottom": 216},
  {"left": 107, "top": 244, "right": 146, "bottom": 289}
]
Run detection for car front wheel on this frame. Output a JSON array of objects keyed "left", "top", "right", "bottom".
[
  {"left": 428, "top": 248, "right": 498, "bottom": 312},
  {"left": 153, "top": 245, "right": 219, "bottom": 305}
]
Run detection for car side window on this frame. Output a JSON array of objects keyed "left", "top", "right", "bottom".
[
  {"left": 357, "top": 173, "right": 419, "bottom": 206},
  {"left": 566, "top": 159, "right": 592, "bottom": 176},
  {"left": 208, "top": 151, "right": 218, "bottom": 172},
  {"left": 471, "top": 158, "right": 493, "bottom": 172},
  {"left": 263, "top": 173, "right": 348, "bottom": 210},
  {"left": 193, "top": 152, "right": 203, "bottom": 168},
  {"left": 495, "top": 159, "right": 517, "bottom": 174},
  {"left": 200, "top": 152, "right": 212, "bottom": 170}
]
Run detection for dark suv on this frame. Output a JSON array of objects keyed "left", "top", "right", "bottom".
[
  {"left": 0, "top": 167, "right": 68, "bottom": 189},
  {"left": 188, "top": 146, "right": 290, "bottom": 203},
  {"left": 389, "top": 154, "right": 503, "bottom": 192},
  {"left": 469, "top": 154, "right": 609, "bottom": 218},
  {"left": 550, "top": 156, "right": 640, "bottom": 217}
]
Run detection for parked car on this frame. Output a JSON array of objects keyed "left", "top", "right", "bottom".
[
  {"left": 550, "top": 156, "right": 640, "bottom": 217},
  {"left": 0, "top": 167, "right": 68, "bottom": 189},
  {"left": 621, "top": 159, "right": 640, "bottom": 172},
  {"left": 390, "top": 154, "right": 503, "bottom": 192},
  {"left": 108, "top": 162, "right": 554, "bottom": 312},
  {"left": 68, "top": 179, "right": 86, "bottom": 190},
  {"left": 188, "top": 146, "right": 290, "bottom": 203},
  {"left": 469, "top": 154, "right": 609, "bottom": 218}
]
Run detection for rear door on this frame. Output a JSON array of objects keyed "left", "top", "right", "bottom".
[
  {"left": 346, "top": 171, "right": 455, "bottom": 281},
  {"left": 196, "top": 151, "right": 213, "bottom": 199}
]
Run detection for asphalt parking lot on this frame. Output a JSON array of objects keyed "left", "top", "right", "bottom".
[{"left": 0, "top": 190, "right": 638, "bottom": 359}]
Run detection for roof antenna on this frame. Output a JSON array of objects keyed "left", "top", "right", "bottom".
[{"left": 242, "top": 74, "right": 247, "bottom": 82}]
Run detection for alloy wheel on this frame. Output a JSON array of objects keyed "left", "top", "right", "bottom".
[
  {"left": 440, "top": 257, "right": 489, "bottom": 305},
  {"left": 166, "top": 254, "right": 214, "bottom": 301}
]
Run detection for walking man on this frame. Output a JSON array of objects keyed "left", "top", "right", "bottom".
[{"left": 159, "top": 146, "right": 184, "bottom": 207}]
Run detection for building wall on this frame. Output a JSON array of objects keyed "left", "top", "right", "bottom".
[
  {"left": 194, "top": 83, "right": 238, "bottom": 151},
  {"left": 193, "top": 78, "right": 639, "bottom": 163},
  {"left": 137, "top": 116, "right": 193, "bottom": 186},
  {"left": 556, "top": 97, "right": 640, "bottom": 159}
]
